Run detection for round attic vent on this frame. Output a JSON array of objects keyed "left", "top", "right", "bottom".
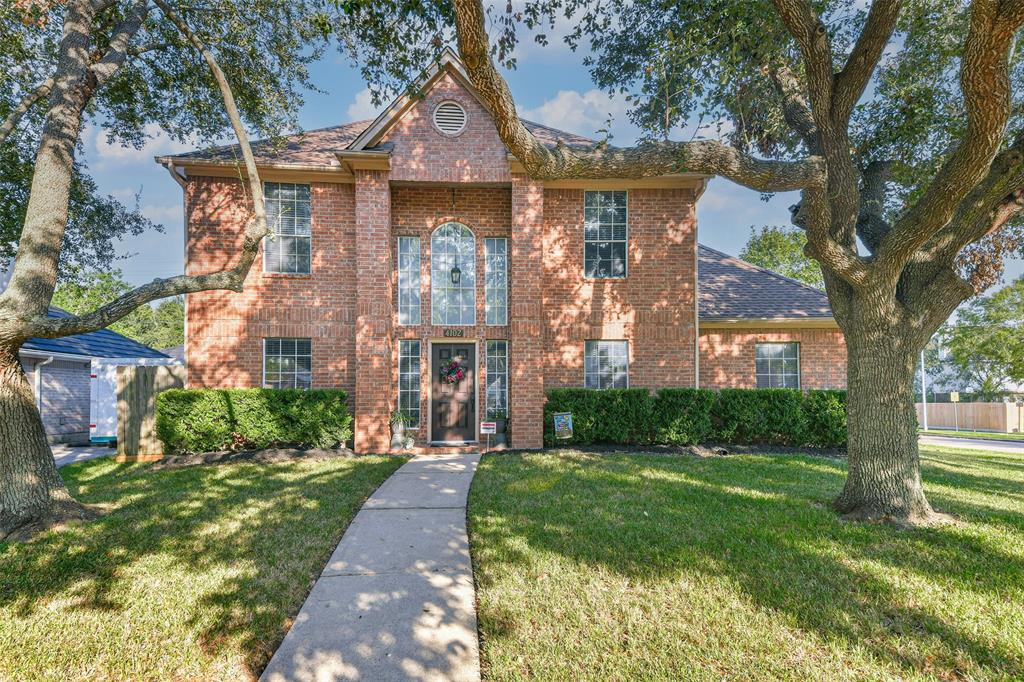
[{"left": 432, "top": 101, "right": 467, "bottom": 135}]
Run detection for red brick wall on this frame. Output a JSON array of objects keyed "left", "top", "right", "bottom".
[
  {"left": 699, "top": 328, "right": 848, "bottom": 389},
  {"left": 541, "top": 188, "right": 698, "bottom": 389},
  {"left": 184, "top": 176, "right": 357, "bottom": 395},
  {"left": 354, "top": 170, "right": 394, "bottom": 451},
  {"left": 381, "top": 72, "right": 511, "bottom": 184},
  {"left": 510, "top": 175, "right": 546, "bottom": 448}
]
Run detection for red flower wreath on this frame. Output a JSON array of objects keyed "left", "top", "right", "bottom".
[{"left": 440, "top": 358, "right": 466, "bottom": 384}]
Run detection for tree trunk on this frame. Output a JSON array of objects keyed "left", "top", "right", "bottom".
[
  {"left": 834, "top": 329, "right": 938, "bottom": 524},
  {"left": 0, "top": 343, "right": 93, "bottom": 541}
]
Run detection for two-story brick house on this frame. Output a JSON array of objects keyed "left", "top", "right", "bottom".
[{"left": 156, "top": 49, "right": 847, "bottom": 453}]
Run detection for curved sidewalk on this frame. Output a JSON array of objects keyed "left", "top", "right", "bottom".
[{"left": 261, "top": 452, "right": 481, "bottom": 682}]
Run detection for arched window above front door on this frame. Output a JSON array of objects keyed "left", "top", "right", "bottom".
[{"left": 431, "top": 222, "right": 476, "bottom": 325}]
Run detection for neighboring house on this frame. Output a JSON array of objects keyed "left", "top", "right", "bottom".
[
  {"left": 157, "top": 48, "right": 847, "bottom": 453},
  {"left": 21, "top": 309, "right": 171, "bottom": 445},
  {"left": 2, "top": 262, "right": 173, "bottom": 444}
]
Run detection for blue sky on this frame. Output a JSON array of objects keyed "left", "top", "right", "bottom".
[{"left": 81, "top": 32, "right": 1022, "bottom": 290}]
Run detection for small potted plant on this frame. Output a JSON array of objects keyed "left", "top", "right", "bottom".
[
  {"left": 487, "top": 408, "right": 508, "bottom": 446},
  {"left": 390, "top": 410, "right": 413, "bottom": 449}
]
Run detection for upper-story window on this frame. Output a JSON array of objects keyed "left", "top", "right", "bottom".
[
  {"left": 485, "top": 238, "right": 508, "bottom": 325},
  {"left": 756, "top": 342, "right": 800, "bottom": 388},
  {"left": 431, "top": 222, "right": 476, "bottom": 325},
  {"left": 397, "top": 237, "right": 421, "bottom": 325},
  {"left": 584, "top": 190, "right": 627, "bottom": 278},
  {"left": 264, "top": 182, "right": 311, "bottom": 274}
]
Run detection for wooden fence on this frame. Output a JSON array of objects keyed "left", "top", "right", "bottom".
[
  {"left": 915, "top": 401, "right": 1024, "bottom": 433},
  {"left": 116, "top": 365, "right": 186, "bottom": 461}
]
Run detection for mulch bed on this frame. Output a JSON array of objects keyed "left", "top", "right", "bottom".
[
  {"left": 151, "top": 446, "right": 361, "bottom": 469},
  {"left": 489, "top": 443, "right": 846, "bottom": 460}
]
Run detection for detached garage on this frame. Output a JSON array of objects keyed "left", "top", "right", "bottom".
[{"left": 20, "top": 308, "right": 172, "bottom": 445}]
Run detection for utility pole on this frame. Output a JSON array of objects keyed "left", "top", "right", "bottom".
[{"left": 920, "top": 350, "right": 929, "bottom": 432}]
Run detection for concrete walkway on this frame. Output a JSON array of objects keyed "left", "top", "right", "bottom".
[
  {"left": 51, "top": 444, "right": 114, "bottom": 468},
  {"left": 261, "top": 452, "right": 481, "bottom": 682}
]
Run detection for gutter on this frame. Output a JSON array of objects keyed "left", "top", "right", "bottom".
[{"left": 158, "top": 158, "right": 187, "bottom": 187}]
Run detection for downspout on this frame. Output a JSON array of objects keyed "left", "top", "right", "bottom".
[{"left": 35, "top": 355, "right": 54, "bottom": 412}]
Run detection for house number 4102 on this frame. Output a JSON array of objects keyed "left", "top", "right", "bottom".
[{"left": 443, "top": 329, "right": 465, "bottom": 338}]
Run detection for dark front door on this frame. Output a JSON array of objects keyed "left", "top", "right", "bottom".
[{"left": 432, "top": 343, "right": 476, "bottom": 442}]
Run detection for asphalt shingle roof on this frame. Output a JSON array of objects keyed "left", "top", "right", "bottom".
[
  {"left": 164, "top": 119, "right": 598, "bottom": 166},
  {"left": 698, "top": 245, "right": 833, "bottom": 320},
  {"left": 22, "top": 308, "right": 170, "bottom": 359}
]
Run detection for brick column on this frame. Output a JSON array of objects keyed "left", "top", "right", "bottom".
[
  {"left": 510, "top": 174, "right": 545, "bottom": 449},
  {"left": 354, "top": 170, "right": 393, "bottom": 452}
]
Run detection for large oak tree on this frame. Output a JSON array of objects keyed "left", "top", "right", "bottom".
[
  {"left": 0, "top": 0, "right": 446, "bottom": 540},
  {"left": 444, "top": 0, "right": 1024, "bottom": 523}
]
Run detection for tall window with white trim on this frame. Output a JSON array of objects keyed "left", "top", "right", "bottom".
[
  {"left": 397, "top": 237, "right": 421, "bottom": 325},
  {"left": 485, "top": 238, "right": 508, "bottom": 325},
  {"left": 756, "top": 342, "right": 800, "bottom": 388},
  {"left": 431, "top": 222, "right": 476, "bottom": 325},
  {"left": 398, "top": 340, "right": 421, "bottom": 427},
  {"left": 264, "top": 338, "right": 312, "bottom": 389},
  {"left": 264, "top": 183, "right": 311, "bottom": 274},
  {"left": 584, "top": 340, "right": 628, "bottom": 389},
  {"left": 583, "top": 190, "right": 627, "bottom": 278},
  {"left": 485, "top": 340, "right": 508, "bottom": 417}
]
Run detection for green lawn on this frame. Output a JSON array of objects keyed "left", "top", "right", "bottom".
[
  {"left": 0, "top": 454, "right": 404, "bottom": 682},
  {"left": 921, "top": 428, "right": 1024, "bottom": 442},
  {"left": 469, "top": 447, "right": 1024, "bottom": 681}
]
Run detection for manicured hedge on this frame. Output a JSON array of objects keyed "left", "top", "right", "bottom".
[
  {"left": 156, "top": 388, "right": 353, "bottom": 454},
  {"left": 544, "top": 387, "right": 846, "bottom": 447}
]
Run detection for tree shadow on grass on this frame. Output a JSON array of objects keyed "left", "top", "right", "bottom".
[
  {"left": 0, "top": 455, "right": 403, "bottom": 679},
  {"left": 469, "top": 450, "right": 1024, "bottom": 680}
]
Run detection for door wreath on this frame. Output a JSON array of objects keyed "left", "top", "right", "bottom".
[{"left": 440, "top": 358, "right": 466, "bottom": 384}]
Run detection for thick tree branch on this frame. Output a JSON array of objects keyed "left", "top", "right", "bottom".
[
  {"left": 0, "top": 78, "right": 55, "bottom": 147},
  {"left": 770, "top": 0, "right": 835, "bottom": 117},
  {"left": 878, "top": 1, "right": 1020, "bottom": 271},
  {"left": 833, "top": 1, "right": 902, "bottom": 123},
  {"left": 27, "top": 0, "right": 268, "bottom": 339},
  {"left": 452, "top": 0, "right": 823, "bottom": 191},
  {"left": 90, "top": 0, "right": 149, "bottom": 87},
  {"left": 856, "top": 159, "right": 893, "bottom": 253},
  {"left": 767, "top": 63, "right": 819, "bottom": 153}
]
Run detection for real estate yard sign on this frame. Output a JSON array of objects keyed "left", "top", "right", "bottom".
[{"left": 553, "top": 412, "right": 573, "bottom": 439}]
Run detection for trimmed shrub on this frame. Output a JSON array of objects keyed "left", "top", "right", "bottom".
[
  {"left": 802, "top": 390, "right": 847, "bottom": 447},
  {"left": 156, "top": 388, "right": 353, "bottom": 454},
  {"left": 651, "top": 388, "right": 716, "bottom": 445},
  {"left": 543, "top": 388, "right": 653, "bottom": 446},
  {"left": 712, "top": 388, "right": 808, "bottom": 445}
]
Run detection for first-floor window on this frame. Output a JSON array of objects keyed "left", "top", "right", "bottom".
[
  {"left": 264, "top": 338, "right": 311, "bottom": 389},
  {"left": 756, "top": 342, "right": 800, "bottom": 388},
  {"left": 485, "top": 340, "right": 508, "bottom": 417},
  {"left": 398, "top": 340, "right": 421, "bottom": 427},
  {"left": 584, "top": 340, "right": 628, "bottom": 389}
]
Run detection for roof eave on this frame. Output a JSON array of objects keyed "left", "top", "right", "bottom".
[{"left": 698, "top": 316, "right": 838, "bottom": 329}]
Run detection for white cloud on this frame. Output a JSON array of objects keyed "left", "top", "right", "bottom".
[
  {"left": 520, "top": 89, "right": 637, "bottom": 143},
  {"left": 141, "top": 203, "right": 182, "bottom": 225},
  {"left": 346, "top": 88, "right": 379, "bottom": 121},
  {"left": 92, "top": 123, "right": 194, "bottom": 169}
]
